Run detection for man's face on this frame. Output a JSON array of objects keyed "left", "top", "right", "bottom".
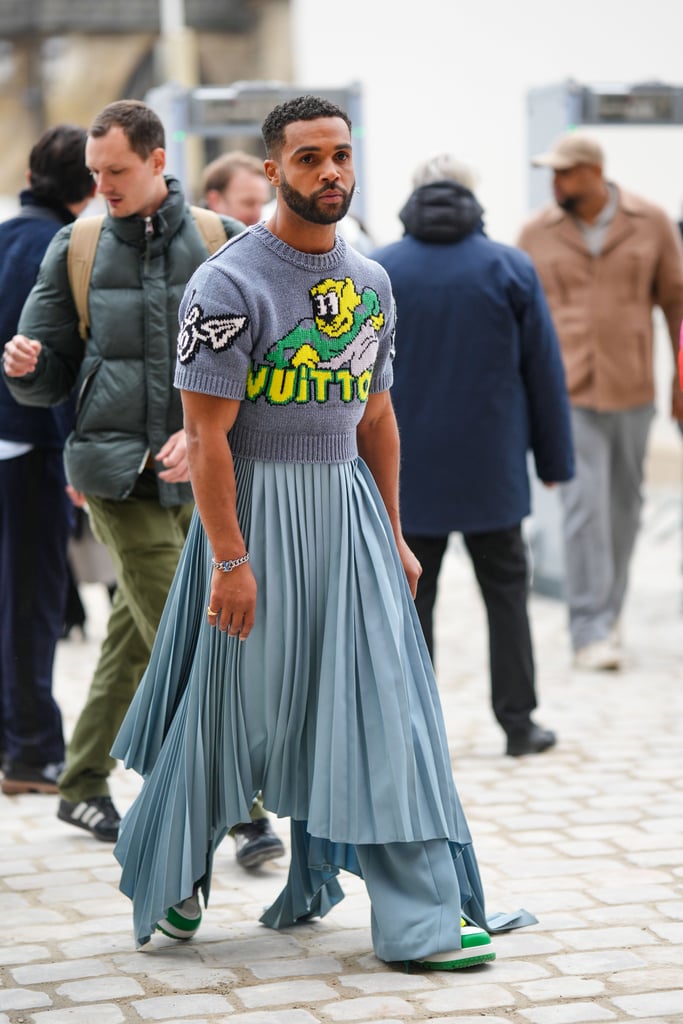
[
  {"left": 212, "top": 167, "right": 270, "bottom": 226},
  {"left": 269, "top": 116, "right": 355, "bottom": 225},
  {"left": 552, "top": 164, "right": 599, "bottom": 213},
  {"left": 85, "top": 125, "right": 165, "bottom": 219}
]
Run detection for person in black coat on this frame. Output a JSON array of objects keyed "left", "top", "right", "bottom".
[
  {"left": 372, "top": 154, "right": 574, "bottom": 756},
  {"left": 0, "top": 125, "right": 94, "bottom": 793}
]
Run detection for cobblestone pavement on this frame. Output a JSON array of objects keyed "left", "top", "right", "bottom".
[{"left": 2, "top": 487, "right": 682, "bottom": 1024}]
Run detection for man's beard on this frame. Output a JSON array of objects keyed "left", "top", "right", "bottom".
[
  {"left": 279, "top": 172, "right": 354, "bottom": 224},
  {"left": 558, "top": 194, "right": 580, "bottom": 214}
]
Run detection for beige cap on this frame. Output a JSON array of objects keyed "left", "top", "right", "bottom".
[{"left": 531, "top": 132, "right": 604, "bottom": 170}]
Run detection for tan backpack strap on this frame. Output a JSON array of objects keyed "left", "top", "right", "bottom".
[
  {"left": 190, "top": 205, "right": 228, "bottom": 256},
  {"left": 67, "top": 215, "right": 104, "bottom": 342}
]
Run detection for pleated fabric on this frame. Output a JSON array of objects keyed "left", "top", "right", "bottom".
[{"left": 113, "top": 457, "right": 489, "bottom": 947}]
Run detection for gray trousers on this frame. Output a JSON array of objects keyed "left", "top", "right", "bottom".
[
  {"left": 560, "top": 404, "right": 654, "bottom": 650},
  {"left": 356, "top": 839, "right": 462, "bottom": 962}
]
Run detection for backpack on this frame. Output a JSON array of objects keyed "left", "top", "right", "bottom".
[{"left": 67, "top": 206, "right": 228, "bottom": 341}]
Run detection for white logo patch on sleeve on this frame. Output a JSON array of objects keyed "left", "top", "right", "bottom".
[{"left": 178, "top": 302, "right": 248, "bottom": 364}]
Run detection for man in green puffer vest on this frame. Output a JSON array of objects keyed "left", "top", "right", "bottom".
[{"left": 2, "top": 100, "right": 285, "bottom": 869}]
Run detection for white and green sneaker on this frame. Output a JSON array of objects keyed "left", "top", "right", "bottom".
[
  {"left": 411, "top": 923, "right": 495, "bottom": 971},
  {"left": 156, "top": 892, "right": 202, "bottom": 941}
]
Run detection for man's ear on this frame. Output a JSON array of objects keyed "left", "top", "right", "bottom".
[
  {"left": 264, "top": 159, "right": 280, "bottom": 188},
  {"left": 151, "top": 147, "right": 167, "bottom": 175}
]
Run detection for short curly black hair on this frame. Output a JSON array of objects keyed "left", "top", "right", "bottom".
[
  {"left": 29, "top": 124, "right": 93, "bottom": 206},
  {"left": 261, "top": 95, "right": 352, "bottom": 158}
]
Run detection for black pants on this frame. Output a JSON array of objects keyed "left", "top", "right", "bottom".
[
  {"left": 405, "top": 525, "right": 537, "bottom": 736},
  {"left": 0, "top": 448, "right": 71, "bottom": 764}
]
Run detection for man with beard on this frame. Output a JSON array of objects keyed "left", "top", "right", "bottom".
[
  {"left": 518, "top": 132, "right": 683, "bottom": 672},
  {"left": 108, "top": 95, "right": 514, "bottom": 969}
]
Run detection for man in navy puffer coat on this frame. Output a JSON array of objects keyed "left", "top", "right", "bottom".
[
  {"left": 0, "top": 125, "right": 94, "bottom": 794},
  {"left": 372, "top": 155, "right": 574, "bottom": 757}
]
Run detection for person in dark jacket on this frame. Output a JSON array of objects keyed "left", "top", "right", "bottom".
[
  {"left": 372, "top": 154, "right": 575, "bottom": 756},
  {"left": 0, "top": 125, "right": 94, "bottom": 796},
  {"left": 3, "top": 101, "right": 284, "bottom": 868}
]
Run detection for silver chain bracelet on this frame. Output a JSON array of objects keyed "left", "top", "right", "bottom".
[{"left": 211, "top": 553, "right": 250, "bottom": 573}]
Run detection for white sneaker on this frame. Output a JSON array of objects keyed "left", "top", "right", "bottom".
[{"left": 573, "top": 639, "right": 621, "bottom": 671}]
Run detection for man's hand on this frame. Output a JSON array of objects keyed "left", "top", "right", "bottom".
[
  {"left": 65, "top": 485, "right": 88, "bottom": 508},
  {"left": 395, "top": 535, "right": 422, "bottom": 599},
  {"left": 155, "top": 429, "right": 190, "bottom": 483},
  {"left": 3, "top": 335, "right": 42, "bottom": 377},
  {"left": 207, "top": 563, "right": 258, "bottom": 639}
]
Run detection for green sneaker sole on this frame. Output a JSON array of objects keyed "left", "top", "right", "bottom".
[
  {"left": 415, "top": 949, "right": 496, "bottom": 970},
  {"left": 156, "top": 895, "right": 202, "bottom": 940}
]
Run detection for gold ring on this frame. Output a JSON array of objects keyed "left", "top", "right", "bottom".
[{"left": 207, "top": 606, "right": 218, "bottom": 616}]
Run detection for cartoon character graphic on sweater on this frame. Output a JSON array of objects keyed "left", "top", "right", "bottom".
[{"left": 265, "top": 277, "right": 384, "bottom": 376}]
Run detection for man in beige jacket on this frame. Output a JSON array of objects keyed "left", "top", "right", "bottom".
[{"left": 518, "top": 132, "right": 683, "bottom": 671}]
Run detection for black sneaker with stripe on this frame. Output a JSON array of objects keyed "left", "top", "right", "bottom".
[{"left": 57, "top": 796, "right": 121, "bottom": 842}]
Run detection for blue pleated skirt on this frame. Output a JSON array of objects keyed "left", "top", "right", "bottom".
[{"left": 112, "top": 457, "right": 488, "bottom": 947}]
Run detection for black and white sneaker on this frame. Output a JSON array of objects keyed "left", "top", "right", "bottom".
[
  {"left": 233, "top": 817, "right": 285, "bottom": 869},
  {"left": 57, "top": 796, "right": 121, "bottom": 842}
]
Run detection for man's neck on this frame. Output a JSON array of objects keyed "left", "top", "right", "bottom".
[
  {"left": 575, "top": 182, "right": 610, "bottom": 225},
  {"left": 265, "top": 206, "right": 337, "bottom": 254}
]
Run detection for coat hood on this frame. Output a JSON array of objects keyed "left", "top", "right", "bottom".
[{"left": 399, "top": 180, "right": 484, "bottom": 243}]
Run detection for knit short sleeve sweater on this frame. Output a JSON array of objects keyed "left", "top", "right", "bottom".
[{"left": 175, "top": 222, "right": 395, "bottom": 464}]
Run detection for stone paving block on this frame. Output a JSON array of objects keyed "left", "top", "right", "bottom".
[
  {"left": 610, "top": 990, "right": 683, "bottom": 1017},
  {"left": 526, "top": 913, "right": 587, "bottom": 931},
  {"left": 144, "top": 966, "right": 238, "bottom": 989},
  {"left": 0, "top": 943, "right": 49, "bottom": 966},
  {"left": 236, "top": 979, "right": 339, "bottom": 1008},
  {"left": 421, "top": 1018, "right": 512, "bottom": 1024},
  {"left": 0, "top": 859, "right": 38, "bottom": 876},
  {"left": 131, "top": 993, "right": 235, "bottom": 1018},
  {"left": 36, "top": 881, "right": 120, "bottom": 904},
  {"left": 32, "top": 1008, "right": 126, "bottom": 1024},
  {"left": 208, "top": 1013, "right": 320, "bottom": 1023},
  {"left": 517, "top": 1002, "right": 616, "bottom": 1022},
  {"left": 548, "top": 950, "right": 647, "bottom": 975},
  {"left": 4, "top": 870, "right": 87, "bottom": 892},
  {"left": 49, "top": 851, "right": 121, "bottom": 872},
  {"left": 496, "top": 856, "right": 615, "bottom": 880},
  {"left": 516, "top": 976, "right": 607, "bottom": 1002},
  {"left": 477, "top": 961, "right": 551, "bottom": 983},
  {"left": 627, "top": 849, "right": 683, "bottom": 868},
  {"left": 570, "top": 809, "right": 642, "bottom": 825},
  {"left": 419, "top": 982, "right": 517, "bottom": 1013},
  {"left": 656, "top": 901, "right": 683, "bottom": 920},
  {"left": 188, "top": 933, "right": 309, "bottom": 966},
  {"left": 607, "top": 965, "right": 683, "bottom": 992},
  {"left": 58, "top": 931, "right": 146, "bottom": 957},
  {"left": 557, "top": 926, "right": 657, "bottom": 950},
  {"left": 0, "top": 987, "right": 52, "bottom": 1011},
  {"left": 648, "top": 922, "right": 683, "bottom": 942},
  {"left": 489, "top": 932, "right": 564, "bottom": 958},
  {"left": 323, "top": 995, "right": 416, "bottom": 1020},
  {"left": 582, "top": 903, "right": 663, "bottom": 926},
  {"left": 248, "top": 956, "right": 342, "bottom": 979},
  {"left": 340, "top": 971, "right": 438, "bottom": 994},
  {"left": 11, "top": 958, "right": 110, "bottom": 985},
  {"left": 56, "top": 975, "right": 146, "bottom": 1001},
  {"left": 79, "top": 913, "right": 140, "bottom": 935},
  {"left": 592, "top": 884, "right": 677, "bottom": 905}
]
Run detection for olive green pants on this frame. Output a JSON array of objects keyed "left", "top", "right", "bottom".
[{"left": 59, "top": 472, "right": 194, "bottom": 802}]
